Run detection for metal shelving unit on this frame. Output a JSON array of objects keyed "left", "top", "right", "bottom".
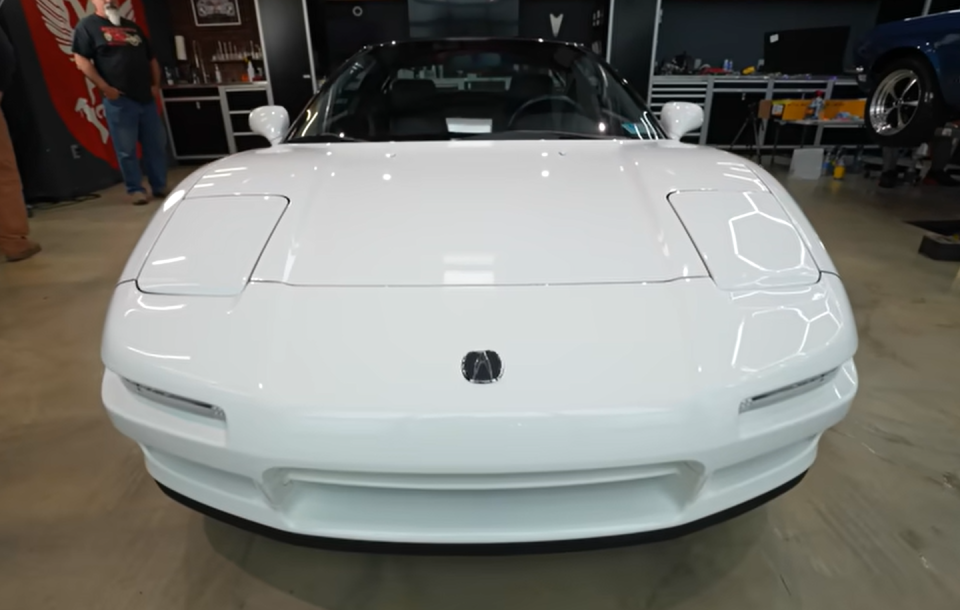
[{"left": 651, "top": 75, "right": 868, "bottom": 152}]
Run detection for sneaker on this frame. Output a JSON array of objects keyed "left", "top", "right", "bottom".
[
  {"left": 130, "top": 191, "right": 149, "bottom": 205},
  {"left": 152, "top": 190, "right": 168, "bottom": 200},
  {"left": 924, "top": 169, "right": 960, "bottom": 187},
  {"left": 878, "top": 170, "right": 898, "bottom": 189},
  {"left": 5, "top": 242, "right": 42, "bottom": 263}
]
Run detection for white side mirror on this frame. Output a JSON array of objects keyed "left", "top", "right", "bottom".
[
  {"left": 660, "top": 102, "right": 704, "bottom": 140},
  {"left": 249, "top": 106, "right": 290, "bottom": 146}
]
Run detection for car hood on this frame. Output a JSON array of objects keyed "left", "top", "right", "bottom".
[{"left": 182, "top": 140, "right": 769, "bottom": 287}]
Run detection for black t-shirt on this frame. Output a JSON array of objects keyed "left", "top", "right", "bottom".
[{"left": 72, "top": 15, "right": 154, "bottom": 103}]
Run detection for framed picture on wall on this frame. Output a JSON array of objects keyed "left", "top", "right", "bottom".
[{"left": 192, "top": 0, "right": 242, "bottom": 27}]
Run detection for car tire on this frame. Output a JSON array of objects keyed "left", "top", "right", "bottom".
[{"left": 866, "top": 57, "right": 946, "bottom": 147}]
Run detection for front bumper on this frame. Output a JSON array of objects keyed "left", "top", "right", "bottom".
[
  {"left": 156, "top": 471, "right": 809, "bottom": 553},
  {"left": 102, "top": 359, "right": 856, "bottom": 544}
]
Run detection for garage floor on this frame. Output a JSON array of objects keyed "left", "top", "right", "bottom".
[{"left": 2, "top": 171, "right": 959, "bottom": 610}]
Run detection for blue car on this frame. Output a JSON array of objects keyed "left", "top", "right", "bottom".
[{"left": 854, "top": 10, "right": 960, "bottom": 146}]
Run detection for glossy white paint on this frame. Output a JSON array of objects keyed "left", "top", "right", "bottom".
[
  {"left": 669, "top": 191, "right": 820, "bottom": 290},
  {"left": 249, "top": 106, "right": 290, "bottom": 145},
  {"left": 660, "top": 101, "right": 704, "bottom": 140},
  {"left": 255, "top": 141, "right": 709, "bottom": 286},
  {"left": 101, "top": 136, "right": 859, "bottom": 543},
  {"left": 751, "top": 163, "right": 838, "bottom": 275},
  {"left": 138, "top": 196, "right": 288, "bottom": 297}
]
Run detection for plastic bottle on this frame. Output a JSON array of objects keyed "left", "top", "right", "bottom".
[
  {"left": 808, "top": 91, "right": 824, "bottom": 119},
  {"left": 833, "top": 156, "right": 846, "bottom": 180},
  {"left": 214, "top": 63, "right": 222, "bottom": 84},
  {"left": 246, "top": 58, "right": 256, "bottom": 82}
]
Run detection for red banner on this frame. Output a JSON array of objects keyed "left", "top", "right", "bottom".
[{"left": 21, "top": 0, "right": 150, "bottom": 169}]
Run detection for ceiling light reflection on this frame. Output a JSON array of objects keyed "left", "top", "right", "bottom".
[
  {"left": 151, "top": 256, "right": 186, "bottom": 266},
  {"left": 162, "top": 190, "right": 186, "bottom": 211},
  {"left": 444, "top": 270, "right": 494, "bottom": 285},
  {"left": 127, "top": 346, "right": 191, "bottom": 361}
]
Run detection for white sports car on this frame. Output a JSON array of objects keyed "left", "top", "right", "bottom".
[{"left": 101, "top": 39, "right": 858, "bottom": 547}]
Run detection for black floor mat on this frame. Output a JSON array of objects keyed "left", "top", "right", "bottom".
[{"left": 908, "top": 220, "right": 960, "bottom": 236}]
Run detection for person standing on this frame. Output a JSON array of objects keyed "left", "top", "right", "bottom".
[
  {"left": 0, "top": 26, "right": 41, "bottom": 262},
  {"left": 72, "top": 0, "right": 167, "bottom": 205}
]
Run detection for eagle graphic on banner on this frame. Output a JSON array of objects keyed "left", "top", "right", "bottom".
[{"left": 24, "top": 0, "right": 146, "bottom": 168}]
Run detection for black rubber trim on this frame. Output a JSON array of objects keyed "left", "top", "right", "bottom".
[{"left": 157, "top": 470, "right": 807, "bottom": 556}]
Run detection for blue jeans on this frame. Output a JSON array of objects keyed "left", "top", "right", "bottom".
[{"left": 102, "top": 96, "right": 167, "bottom": 194}]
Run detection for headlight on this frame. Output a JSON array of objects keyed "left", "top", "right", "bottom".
[
  {"left": 669, "top": 190, "right": 820, "bottom": 290},
  {"left": 136, "top": 195, "right": 288, "bottom": 297}
]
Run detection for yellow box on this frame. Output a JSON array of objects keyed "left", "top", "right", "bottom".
[
  {"left": 820, "top": 99, "right": 866, "bottom": 120},
  {"left": 759, "top": 99, "right": 813, "bottom": 121}
]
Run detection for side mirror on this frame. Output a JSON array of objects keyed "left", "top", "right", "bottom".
[
  {"left": 660, "top": 102, "right": 704, "bottom": 140},
  {"left": 249, "top": 106, "right": 290, "bottom": 146}
]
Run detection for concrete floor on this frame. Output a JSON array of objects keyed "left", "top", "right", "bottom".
[{"left": 2, "top": 170, "right": 960, "bottom": 609}]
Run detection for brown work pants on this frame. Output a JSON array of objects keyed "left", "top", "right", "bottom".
[{"left": 0, "top": 105, "right": 35, "bottom": 259}]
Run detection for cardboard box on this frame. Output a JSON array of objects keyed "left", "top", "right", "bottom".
[
  {"left": 758, "top": 99, "right": 813, "bottom": 121},
  {"left": 821, "top": 99, "right": 866, "bottom": 120}
]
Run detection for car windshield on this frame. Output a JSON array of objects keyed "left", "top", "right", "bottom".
[{"left": 286, "top": 39, "right": 665, "bottom": 143}]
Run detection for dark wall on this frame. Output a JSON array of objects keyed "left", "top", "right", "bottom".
[
  {"left": 258, "top": 0, "right": 316, "bottom": 114},
  {"left": 315, "top": 0, "right": 409, "bottom": 73},
  {"left": 656, "top": 0, "right": 881, "bottom": 71},
  {"left": 142, "top": 0, "right": 177, "bottom": 66},
  {"left": 608, "top": 0, "right": 659, "bottom": 97},
  {"left": 927, "top": 0, "right": 960, "bottom": 15},
  {"left": 875, "top": 0, "right": 924, "bottom": 23},
  {"left": 305, "top": 0, "right": 330, "bottom": 75},
  {"left": 519, "top": 0, "right": 595, "bottom": 43},
  {"left": 408, "top": 0, "right": 519, "bottom": 38},
  {"left": 307, "top": 0, "right": 604, "bottom": 75}
]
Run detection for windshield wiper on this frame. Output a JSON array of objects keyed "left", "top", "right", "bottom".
[
  {"left": 287, "top": 133, "right": 368, "bottom": 143},
  {"left": 460, "top": 130, "right": 620, "bottom": 141}
]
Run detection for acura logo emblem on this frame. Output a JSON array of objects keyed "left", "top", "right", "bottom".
[{"left": 462, "top": 351, "right": 503, "bottom": 384}]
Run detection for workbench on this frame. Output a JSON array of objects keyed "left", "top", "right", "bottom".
[{"left": 649, "top": 74, "right": 869, "bottom": 152}]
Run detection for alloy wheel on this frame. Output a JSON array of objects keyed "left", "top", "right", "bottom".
[{"left": 869, "top": 68, "right": 923, "bottom": 136}]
